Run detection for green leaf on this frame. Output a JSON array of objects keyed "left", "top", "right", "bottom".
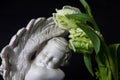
[
  {"left": 79, "top": 0, "right": 100, "bottom": 31},
  {"left": 66, "top": 13, "right": 93, "bottom": 23},
  {"left": 99, "top": 67, "right": 109, "bottom": 80},
  {"left": 80, "top": 0, "right": 92, "bottom": 17},
  {"left": 66, "top": 13, "right": 100, "bottom": 36},
  {"left": 76, "top": 23, "right": 101, "bottom": 54},
  {"left": 96, "top": 41, "right": 109, "bottom": 64},
  {"left": 76, "top": 23, "right": 109, "bottom": 66},
  {"left": 117, "top": 44, "right": 120, "bottom": 72},
  {"left": 84, "top": 54, "right": 94, "bottom": 76},
  {"left": 109, "top": 44, "right": 120, "bottom": 80}
]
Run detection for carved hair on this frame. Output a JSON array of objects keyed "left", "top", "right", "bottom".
[
  {"left": 47, "top": 37, "right": 71, "bottom": 66},
  {"left": 0, "top": 17, "right": 69, "bottom": 80}
]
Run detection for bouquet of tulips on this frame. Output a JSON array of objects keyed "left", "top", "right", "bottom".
[{"left": 53, "top": 0, "right": 120, "bottom": 80}]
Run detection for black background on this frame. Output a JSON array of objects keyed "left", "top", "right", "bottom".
[{"left": 0, "top": 0, "right": 120, "bottom": 80}]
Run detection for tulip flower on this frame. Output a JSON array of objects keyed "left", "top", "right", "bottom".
[{"left": 53, "top": 6, "right": 94, "bottom": 54}]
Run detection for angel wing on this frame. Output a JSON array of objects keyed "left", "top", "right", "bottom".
[{"left": 0, "top": 17, "right": 68, "bottom": 80}]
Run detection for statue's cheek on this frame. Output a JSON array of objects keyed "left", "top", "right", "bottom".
[{"left": 47, "top": 62, "right": 55, "bottom": 69}]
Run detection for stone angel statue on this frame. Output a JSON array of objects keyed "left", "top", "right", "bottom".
[{"left": 0, "top": 17, "right": 71, "bottom": 80}]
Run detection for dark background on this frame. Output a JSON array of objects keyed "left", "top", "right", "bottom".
[{"left": 0, "top": 0, "right": 120, "bottom": 80}]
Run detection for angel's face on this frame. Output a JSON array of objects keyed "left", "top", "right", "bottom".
[{"left": 34, "top": 41, "right": 66, "bottom": 69}]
